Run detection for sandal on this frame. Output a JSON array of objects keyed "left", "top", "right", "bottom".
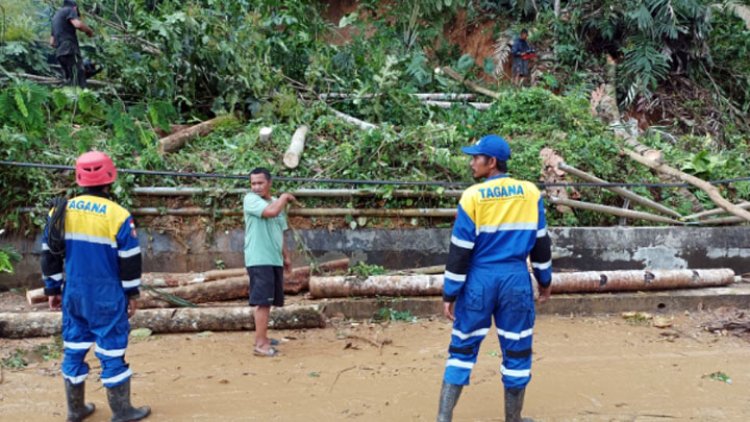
[
  {"left": 253, "top": 346, "right": 279, "bottom": 357},
  {"left": 269, "top": 338, "right": 280, "bottom": 346}
]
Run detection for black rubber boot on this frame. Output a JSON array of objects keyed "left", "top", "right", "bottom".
[
  {"left": 505, "top": 388, "right": 534, "bottom": 422},
  {"left": 437, "top": 381, "right": 463, "bottom": 422},
  {"left": 64, "top": 379, "right": 95, "bottom": 422},
  {"left": 106, "top": 379, "right": 151, "bottom": 422}
]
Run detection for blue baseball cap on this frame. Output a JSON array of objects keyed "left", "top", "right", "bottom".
[{"left": 460, "top": 134, "right": 511, "bottom": 161}]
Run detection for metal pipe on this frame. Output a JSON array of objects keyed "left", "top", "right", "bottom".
[
  {"left": 132, "top": 187, "right": 464, "bottom": 198},
  {"left": 127, "top": 207, "right": 458, "bottom": 218},
  {"left": 558, "top": 162, "right": 682, "bottom": 218}
]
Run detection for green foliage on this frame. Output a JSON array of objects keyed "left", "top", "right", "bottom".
[
  {"left": 0, "top": 244, "right": 21, "bottom": 273},
  {"left": 349, "top": 262, "right": 387, "bottom": 277},
  {"left": 0, "top": 0, "right": 749, "bottom": 231},
  {"left": 1, "top": 349, "right": 27, "bottom": 369},
  {"left": 33, "top": 337, "right": 63, "bottom": 362},
  {"left": 375, "top": 307, "right": 417, "bottom": 322}
]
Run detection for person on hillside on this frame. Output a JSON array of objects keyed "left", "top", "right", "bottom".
[
  {"left": 50, "top": 0, "right": 94, "bottom": 87},
  {"left": 243, "top": 168, "right": 295, "bottom": 357},
  {"left": 42, "top": 151, "right": 150, "bottom": 422},
  {"left": 436, "top": 135, "right": 553, "bottom": 422},
  {"left": 511, "top": 29, "right": 535, "bottom": 86}
]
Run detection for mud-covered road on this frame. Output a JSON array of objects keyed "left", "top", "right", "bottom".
[{"left": 1, "top": 312, "right": 749, "bottom": 421}]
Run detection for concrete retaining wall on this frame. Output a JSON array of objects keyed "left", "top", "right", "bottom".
[{"left": 3, "top": 227, "right": 750, "bottom": 290}]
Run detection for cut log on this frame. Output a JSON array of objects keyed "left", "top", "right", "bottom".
[
  {"left": 283, "top": 125, "right": 309, "bottom": 169},
  {"left": 558, "top": 162, "right": 681, "bottom": 218},
  {"left": 624, "top": 148, "right": 750, "bottom": 222},
  {"left": 139, "top": 258, "right": 351, "bottom": 307},
  {"left": 158, "top": 115, "right": 235, "bottom": 153},
  {"left": 552, "top": 269, "right": 735, "bottom": 294},
  {"left": 329, "top": 108, "right": 377, "bottom": 130},
  {"left": 390, "top": 265, "right": 446, "bottom": 275},
  {"left": 203, "top": 268, "right": 247, "bottom": 281},
  {"left": 139, "top": 276, "right": 248, "bottom": 308},
  {"left": 309, "top": 275, "right": 444, "bottom": 298},
  {"left": 259, "top": 127, "right": 273, "bottom": 142},
  {"left": 142, "top": 272, "right": 209, "bottom": 287},
  {"left": 26, "top": 288, "right": 46, "bottom": 305},
  {"left": 0, "top": 306, "right": 325, "bottom": 338},
  {"left": 309, "top": 268, "right": 733, "bottom": 299},
  {"left": 439, "top": 67, "right": 501, "bottom": 100},
  {"left": 422, "top": 100, "right": 491, "bottom": 110},
  {"left": 285, "top": 258, "right": 351, "bottom": 293}
]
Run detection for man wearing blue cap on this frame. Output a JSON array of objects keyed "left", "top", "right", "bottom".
[{"left": 436, "top": 134, "right": 552, "bottom": 422}]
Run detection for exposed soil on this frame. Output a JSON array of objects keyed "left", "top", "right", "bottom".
[{"left": 2, "top": 311, "right": 749, "bottom": 421}]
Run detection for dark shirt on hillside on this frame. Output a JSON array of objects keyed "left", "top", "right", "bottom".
[
  {"left": 51, "top": 6, "right": 80, "bottom": 57},
  {"left": 511, "top": 38, "right": 532, "bottom": 57}
]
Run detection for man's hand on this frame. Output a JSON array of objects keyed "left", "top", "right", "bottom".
[
  {"left": 537, "top": 285, "right": 552, "bottom": 304},
  {"left": 443, "top": 301, "right": 455, "bottom": 321},
  {"left": 49, "top": 36, "right": 56, "bottom": 48},
  {"left": 127, "top": 298, "right": 138, "bottom": 318},
  {"left": 85, "top": 28, "right": 94, "bottom": 37},
  {"left": 48, "top": 295, "right": 62, "bottom": 311},
  {"left": 280, "top": 193, "right": 297, "bottom": 204},
  {"left": 283, "top": 255, "right": 292, "bottom": 273}
]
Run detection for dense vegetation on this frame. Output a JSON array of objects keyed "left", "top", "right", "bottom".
[{"left": 1, "top": 0, "right": 749, "bottom": 231}]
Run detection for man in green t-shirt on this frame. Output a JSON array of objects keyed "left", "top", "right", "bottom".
[{"left": 243, "top": 168, "right": 296, "bottom": 357}]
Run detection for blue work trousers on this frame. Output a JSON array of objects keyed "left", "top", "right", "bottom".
[
  {"left": 60, "top": 288, "right": 132, "bottom": 388},
  {"left": 443, "top": 267, "right": 535, "bottom": 389}
]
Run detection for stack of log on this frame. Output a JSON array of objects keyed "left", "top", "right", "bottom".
[
  {"left": 11, "top": 259, "right": 350, "bottom": 338},
  {"left": 25, "top": 258, "right": 351, "bottom": 309}
]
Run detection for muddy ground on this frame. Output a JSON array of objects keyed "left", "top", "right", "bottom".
[{"left": 1, "top": 307, "right": 749, "bottom": 421}]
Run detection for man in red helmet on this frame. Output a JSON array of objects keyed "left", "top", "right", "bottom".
[{"left": 41, "top": 151, "right": 150, "bottom": 422}]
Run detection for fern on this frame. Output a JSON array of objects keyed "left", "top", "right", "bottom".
[{"left": 13, "top": 90, "right": 29, "bottom": 118}]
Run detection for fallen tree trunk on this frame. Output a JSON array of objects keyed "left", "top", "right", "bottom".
[
  {"left": 309, "top": 268, "right": 734, "bottom": 298},
  {"left": 159, "top": 115, "right": 235, "bottom": 153},
  {"left": 552, "top": 269, "right": 735, "bottom": 294},
  {"left": 138, "top": 276, "right": 248, "bottom": 308},
  {"left": 547, "top": 197, "right": 681, "bottom": 225},
  {"left": 623, "top": 149, "right": 750, "bottom": 222},
  {"left": 320, "top": 93, "right": 477, "bottom": 101},
  {"left": 439, "top": 67, "right": 501, "bottom": 100},
  {"left": 0, "top": 306, "right": 325, "bottom": 338},
  {"left": 4, "top": 72, "right": 116, "bottom": 88},
  {"left": 283, "top": 125, "right": 309, "bottom": 169},
  {"left": 683, "top": 201, "right": 750, "bottom": 221},
  {"left": 558, "top": 162, "right": 681, "bottom": 218},
  {"left": 310, "top": 275, "right": 444, "bottom": 298}
]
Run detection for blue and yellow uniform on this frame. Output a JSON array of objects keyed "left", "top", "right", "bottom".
[
  {"left": 42, "top": 193, "right": 142, "bottom": 388},
  {"left": 442, "top": 174, "right": 552, "bottom": 389}
]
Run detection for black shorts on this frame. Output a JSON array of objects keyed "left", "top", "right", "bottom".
[{"left": 247, "top": 266, "right": 284, "bottom": 307}]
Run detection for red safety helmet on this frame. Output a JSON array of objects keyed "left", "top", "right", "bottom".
[{"left": 75, "top": 151, "right": 117, "bottom": 187}]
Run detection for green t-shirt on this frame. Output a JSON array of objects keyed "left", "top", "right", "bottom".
[{"left": 243, "top": 193, "right": 288, "bottom": 267}]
